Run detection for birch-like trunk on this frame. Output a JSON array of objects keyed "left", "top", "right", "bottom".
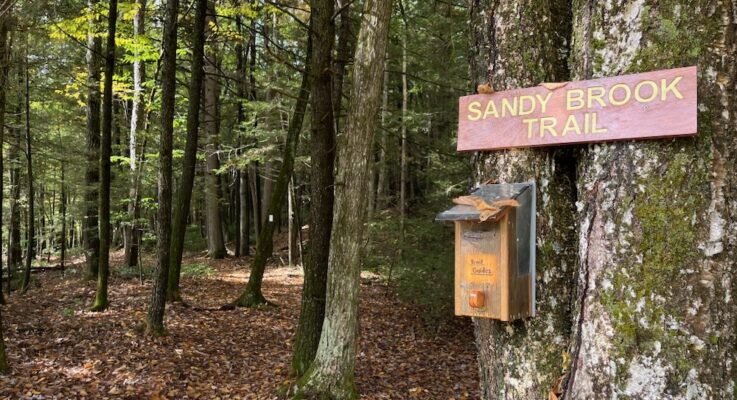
[{"left": 124, "top": 0, "right": 146, "bottom": 268}]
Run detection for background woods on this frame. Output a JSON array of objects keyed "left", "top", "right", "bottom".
[{"left": 0, "top": 0, "right": 734, "bottom": 398}]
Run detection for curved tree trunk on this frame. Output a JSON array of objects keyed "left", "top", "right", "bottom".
[
  {"left": 294, "top": 0, "right": 392, "bottom": 397},
  {"left": 233, "top": 31, "right": 312, "bottom": 308},
  {"left": 470, "top": 0, "right": 737, "bottom": 398}
]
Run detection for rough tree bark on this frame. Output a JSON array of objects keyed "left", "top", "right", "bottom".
[
  {"left": 91, "top": 0, "right": 117, "bottom": 311},
  {"left": 235, "top": 1, "right": 250, "bottom": 257},
  {"left": 290, "top": 0, "right": 335, "bottom": 378},
  {"left": 167, "top": 0, "right": 207, "bottom": 302},
  {"left": 203, "top": 2, "right": 226, "bottom": 259},
  {"left": 470, "top": 0, "right": 737, "bottom": 398},
  {"left": 124, "top": 0, "right": 146, "bottom": 268},
  {"left": 564, "top": 1, "right": 737, "bottom": 397},
  {"left": 293, "top": 0, "right": 393, "bottom": 397},
  {"left": 84, "top": 0, "right": 102, "bottom": 280},
  {"left": 146, "top": 0, "right": 178, "bottom": 334},
  {"left": 0, "top": 308, "right": 6, "bottom": 373},
  {"left": 232, "top": 29, "right": 312, "bottom": 308}
]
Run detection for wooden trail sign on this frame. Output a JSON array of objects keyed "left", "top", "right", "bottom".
[{"left": 457, "top": 66, "right": 697, "bottom": 151}]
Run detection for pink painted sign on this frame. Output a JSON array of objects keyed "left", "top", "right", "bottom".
[{"left": 457, "top": 66, "right": 697, "bottom": 151}]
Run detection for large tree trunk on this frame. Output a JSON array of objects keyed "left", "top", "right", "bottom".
[
  {"left": 124, "top": 0, "right": 146, "bottom": 268},
  {"left": 91, "top": 0, "right": 118, "bottom": 311},
  {"left": 563, "top": 1, "right": 736, "bottom": 397},
  {"left": 167, "top": 0, "right": 207, "bottom": 302},
  {"left": 470, "top": 0, "right": 737, "bottom": 399},
  {"left": 290, "top": 0, "right": 335, "bottom": 378},
  {"left": 146, "top": 0, "right": 178, "bottom": 334},
  {"left": 84, "top": 0, "right": 102, "bottom": 280},
  {"left": 233, "top": 29, "right": 312, "bottom": 308},
  {"left": 294, "top": 0, "right": 392, "bottom": 396},
  {"left": 203, "top": 3, "right": 226, "bottom": 259},
  {"left": 0, "top": 308, "right": 7, "bottom": 373}
]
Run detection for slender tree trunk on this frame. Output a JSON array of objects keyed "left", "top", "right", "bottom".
[
  {"left": 294, "top": 0, "right": 392, "bottom": 396},
  {"left": 290, "top": 0, "right": 335, "bottom": 377},
  {"left": 146, "top": 0, "right": 179, "bottom": 334},
  {"left": 238, "top": 171, "right": 249, "bottom": 255},
  {"left": 20, "top": 34, "right": 34, "bottom": 293},
  {"left": 124, "top": 0, "right": 146, "bottom": 268},
  {"left": 399, "top": 17, "right": 408, "bottom": 245},
  {"left": 288, "top": 178, "right": 296, "bottom": 266},
  {"left": 203, "top": 3, "right": 226, "bottom": 259},
  {"left": 332, "top": 0, "right": 352, "bottom": 132},
  {"left": 84, "top": 0, "right": 102, "bottom": 280},
  {"left": 376, "top": 54, "right": 388, "bottom": 210},
  {"left": 59, "top": 158, "right": 66, "bottom": 272},
  {"left": 232, "top": 30, "right": 312, "bottom": 308},
  {"left": 91, "top": 0, "right": 118, "bottom": 311},
  {"left": 0, "top": 14, "right": 9, "bottom": 304},
  {"left": 8, "top": 95, "right": 21, "bottom": 293},
  {"left": 167, "top": 0, "right": 207, "bottom": 302}
]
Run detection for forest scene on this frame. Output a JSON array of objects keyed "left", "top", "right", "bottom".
[{"left": 0, "top": 0, "right": 736, "bottom": 399}]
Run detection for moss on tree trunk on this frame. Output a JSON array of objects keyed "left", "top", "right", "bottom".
[{"left": 470, "top": 0, "right": 737, "bottom": 398}]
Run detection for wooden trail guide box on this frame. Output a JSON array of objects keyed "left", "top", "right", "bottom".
[{"left": 436, "top": 183, "right": 536, "bottom": 321}]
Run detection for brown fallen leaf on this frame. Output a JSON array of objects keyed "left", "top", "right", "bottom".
[{"left": 477, "top": 83, "right": 495, "bottom": 94}]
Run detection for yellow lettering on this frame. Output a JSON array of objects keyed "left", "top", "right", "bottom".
[
  {"left": 591, "top": 112, "right": 607, "bottom": 133},
  {"left": 661, "top": 76, "right": 684, "bottom": 100},
  {"left": 608, "top": 83, "right": 631, "bottom": 106},
  {"left": 524, "top": 118, "right": 538, "bottom": 139},
  {"left": 540, "top": 117, "right": 557, "bottom": 137},
  {"left": 467, "top": 101, "right": 482, "bottom": 121},
  {"left": 536, "top": 92, "right": 553, "bottom": 113},
  {"left": 483, "top": 100, "right": 499, "bottom": 119},
  {"left": 562, "top": 115, "right": 581, "bottom": 136},
  {"left": 587, "top": 86, "right": 606, "bottom": 108},
  {"left": 566, "top": 89, "right": 585, "bottom": 111},
  {"left": 634, "top": 80, "right": 658, "bottom": 103},
  {"left": 501, "top": 97, "right": 518, "bottom": 117},
  {"left": 519, "top": 95, "right": 536, "bottom": 116}
]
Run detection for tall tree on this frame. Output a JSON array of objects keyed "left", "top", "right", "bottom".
[
  {"left": 203, "top": 2, "right": 226, "bottom": 259},
  {"left": 84, "top": 0, "right": 102, "bottom": 280},
  {"left": 232, "top": 28, "right": 312, "bottom": 308},
  {"left": 234, "top": 0, "right": 249, "bottom": 257},
  {"left": 167, "top": 0, "right": 207, "bottom": 302},
  {"left": 91, "top": 0, "right": 118, "bottom": 311},
  {"left": 146, "top": 0, "right": 178, "bottom": 334},
  {"left": 293, "top": 0, "right": 393, "bottom": 396},
  {"left": 124, "top": 0, "right": 146, "bottom": 268},
  {"left": 290, "top": 0, "right": 335, "bottom": 377},
  {"left": 20, "top": 32, "right": 34, "bottom": 293},
  {"left": 0, "top": 9, "right": 10, "bottom": 304}
]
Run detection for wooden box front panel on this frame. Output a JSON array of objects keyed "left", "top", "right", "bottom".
[{"left": 454, "top": 219, "right": 508, "bottom": 319}]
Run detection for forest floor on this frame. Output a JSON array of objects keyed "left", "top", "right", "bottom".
[{"left": 0, "top": 245, "right": 479, "bottom": 399}]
